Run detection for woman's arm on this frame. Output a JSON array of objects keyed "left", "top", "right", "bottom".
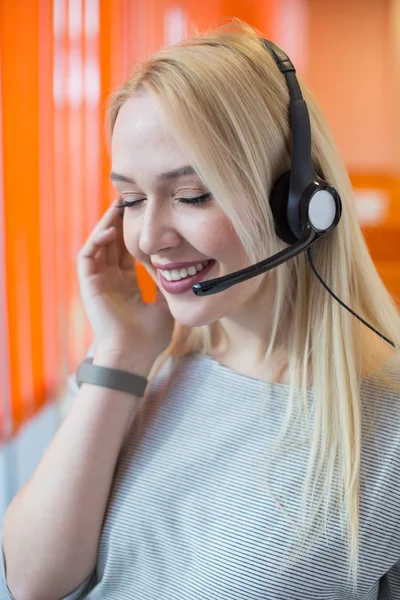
[{"left": 1, "top": 351, "right": 150, "bottom": 600}]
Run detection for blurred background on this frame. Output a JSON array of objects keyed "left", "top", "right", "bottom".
[{"left": 0, "top": 0, "right": 400, "bottom": 524}]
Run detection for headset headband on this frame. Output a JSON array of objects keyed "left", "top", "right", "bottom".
[{"left": 262, "top": 39, "right": 314, "bottom": 239}]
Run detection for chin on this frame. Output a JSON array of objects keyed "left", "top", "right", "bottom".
[{"left": 172, "top": 313, "right": 214, "bottom": 328}]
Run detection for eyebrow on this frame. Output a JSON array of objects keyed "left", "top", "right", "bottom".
[{"left": 110, "top": 165, "right": 197, "bottom": 185}]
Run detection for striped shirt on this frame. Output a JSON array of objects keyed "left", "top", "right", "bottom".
[{"left": 2, "top": 352, "right": 400, "bottom": 599}]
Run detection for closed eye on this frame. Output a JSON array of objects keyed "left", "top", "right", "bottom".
[{"left": 117, "top": 192, "right": 212, "bottom": 209}]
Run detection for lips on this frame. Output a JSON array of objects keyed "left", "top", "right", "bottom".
[{"left": 158, "top": 259, "right": 216, "bottom": 295}]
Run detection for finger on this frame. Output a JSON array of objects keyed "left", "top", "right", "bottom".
[
  {"left": 78, "top": 227, "right": 114, "bottom": 279},
  {"left": 115, "top": 222, "right": 136, "bottom": 273},
  {"left": 80, "top": 200, "right": 122, "bottom": 270},
  {"left": 108, "top": 214, "right": 133, "bottom": 272},
  {"left": 90, "top": 200, "right": 122, "bottom": 238},
  {"left": 105, "top": 227, "right": 119, "bottom": 266},
  {"left": 114, "top": 212, "right": 126, "bottom": 263}
]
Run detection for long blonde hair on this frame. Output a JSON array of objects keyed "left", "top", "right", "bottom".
[{"left": 107, "top": 19, "right": 400, "bottom": 591}]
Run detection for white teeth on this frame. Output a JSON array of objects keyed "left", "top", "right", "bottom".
[{"left": 160, "top": 260, "right": 211, "bottom": 282}]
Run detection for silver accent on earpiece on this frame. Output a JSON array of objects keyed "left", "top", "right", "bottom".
[{"left": 308, "top": 189, "right": 336, "bottom": 231}]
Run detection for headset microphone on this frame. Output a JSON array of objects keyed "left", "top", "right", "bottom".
[{"left": 192, "top": 39, "right": 395, "bottom": 349}]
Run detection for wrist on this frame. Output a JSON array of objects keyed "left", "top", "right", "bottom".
[{"left": 92, "top": 351, "right": 153, "bottom": 380}]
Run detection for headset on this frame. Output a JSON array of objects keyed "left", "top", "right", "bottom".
[{"left": 192, "top": 39, "right": 395, "bottom": 349}]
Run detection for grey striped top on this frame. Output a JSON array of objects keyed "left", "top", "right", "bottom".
[{"left": 2, "top": 352, "right": 400, "bottom": 599}]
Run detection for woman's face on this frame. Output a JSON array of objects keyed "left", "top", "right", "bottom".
[{"left": 111, "top": 92, "right": 258, "bottom": 327}]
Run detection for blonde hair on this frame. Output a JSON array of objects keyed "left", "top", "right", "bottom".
[{"left": 107, "top": 19, "right": 400, "bottom": 591}]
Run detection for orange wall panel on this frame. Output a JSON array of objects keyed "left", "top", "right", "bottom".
[
  {"left": 307, "top": 0, "right": 400, "bottom": 173},
  {"left": 0, "top": 0, "right": 45, "bottom": 434}
]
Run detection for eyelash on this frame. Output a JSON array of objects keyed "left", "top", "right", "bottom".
[{"left": 117, "top": 192, "right": 212, "bottom": 209}]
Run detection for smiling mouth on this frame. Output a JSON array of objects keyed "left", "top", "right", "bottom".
[
  {"left": 157, "top": 260, "right": 212, "bottom": 282},
  {"left": 157, "top": 260, "right": 216, "bottom": 294}
]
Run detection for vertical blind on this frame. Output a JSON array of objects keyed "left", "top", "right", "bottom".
[{"left": 0, "top": 0, "right": 172, "bottom": 443}]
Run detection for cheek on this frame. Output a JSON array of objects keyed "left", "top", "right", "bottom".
[
  {"left": 202, "top": 216, "right": 245, "bottom": 264},
  {"left": 122, "top": 211, "right": 245, "bottom": 268}
]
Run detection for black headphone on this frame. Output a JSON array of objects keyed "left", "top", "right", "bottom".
[
  {"left": 264, "top": 40, "right": 342, "bottom": 245},
  {"left": 192, "top": 39, "right": 395, "bottom": 349}
]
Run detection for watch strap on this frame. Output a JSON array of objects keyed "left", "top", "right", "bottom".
[{"left": 76, "top": 357, "right": 148, "bottom": 398}]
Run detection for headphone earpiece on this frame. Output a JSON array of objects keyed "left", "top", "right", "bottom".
[
  {"left": 270, "top": 171, "right": 342, "bottom": 245},
  {"left": 269, "top": 171, "right": 299, "bottom": 245}
]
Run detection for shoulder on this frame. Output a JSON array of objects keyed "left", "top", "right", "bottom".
[
  {"left": 360, "top": 349, "right": 400, "bottom": 463},
  {"left": 361, "top": 327, "right": 398, "bottom": 377},
  {"left": 361, "top": 337, "right": 400, "bottom": 403}
]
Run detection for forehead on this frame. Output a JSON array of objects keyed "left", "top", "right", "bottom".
[{"left": 111, "top": 93, "right": 186, "bottom": 170}]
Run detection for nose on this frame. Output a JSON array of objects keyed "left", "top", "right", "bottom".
[{"left": 138, "top": 198, "right": 181, "bottom": 256}]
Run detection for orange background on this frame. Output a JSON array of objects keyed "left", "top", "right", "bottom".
[{"left": 0, "top": 0, "right": 399, "bottom": 440}]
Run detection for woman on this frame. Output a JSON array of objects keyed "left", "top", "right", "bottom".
[{"left": 2, "top": 20, "right": 400, "bottom": 600}]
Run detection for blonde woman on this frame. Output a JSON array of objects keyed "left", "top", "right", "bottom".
[{"left": 2, "top": 20, "right": 400, "bottom": 600}]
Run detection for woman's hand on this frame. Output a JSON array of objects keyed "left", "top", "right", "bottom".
[{"left": 77, "top": 200, "right": 174, "bottom": 369}]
